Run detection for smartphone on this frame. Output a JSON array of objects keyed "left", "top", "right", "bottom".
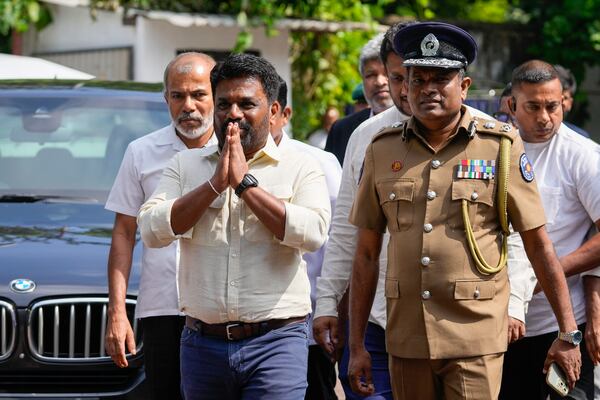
[{"left": 546, "top": 362, "right": 569, "bottom": 397}]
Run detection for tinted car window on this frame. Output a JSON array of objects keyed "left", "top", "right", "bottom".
[{"left": 0, "top": 89, "right": 170, "bottom": 202}]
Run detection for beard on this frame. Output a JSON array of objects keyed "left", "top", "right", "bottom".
[{"left": 175, "top": 111, "right": 213, "bottom": 140}]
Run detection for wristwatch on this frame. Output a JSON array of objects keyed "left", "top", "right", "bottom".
[
  {"left": 557, "top": 330, "right": 583, "bottom": 346},
  {"left": 235, "top": 173, "right": 258, "bottom": 197}
]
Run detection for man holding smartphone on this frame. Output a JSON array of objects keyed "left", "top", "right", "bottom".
[
  {"left": 347, "top": 23, "right": 581, "bottom": 400},
  {"left": 501, "top": 60, "right": 600, "bottom": 400}
]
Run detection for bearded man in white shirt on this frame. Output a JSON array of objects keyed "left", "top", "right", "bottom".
[
  {"left": 104, "top": 52, "right": 216, "bottom": 399},
  {"left": 500, "top": 60, "right": 600, "bottom": 400},
  {"left": 138, "top": 53, "right": 330, "bottom": 400}
]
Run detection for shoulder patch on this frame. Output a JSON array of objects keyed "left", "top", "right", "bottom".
[
  {"left": 372, "top": 122, "right": 405, "bottom": 143},
  {"left": 473, "top": 116, "right": 516, "bottom": 142},
  {"left": 519, "top": 153, "right": 535, "bottom": 182}
]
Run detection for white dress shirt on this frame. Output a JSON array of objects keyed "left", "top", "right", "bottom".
[
  {"left": 314, "top": 105, "right": 492, "bottom": 328},
  {"left": 507, "top": 124, "right": 600, "bottom": 336},
  {"left": 138, "top": 135, "right": 331, "bottom": 324},
  {"left": 105, "top": 124, "right": 217, "bottom": 319},
  {"left": 279, "top": 133, "right": 342, "bottom": 343}
]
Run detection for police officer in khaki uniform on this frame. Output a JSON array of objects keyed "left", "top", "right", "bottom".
[{"left": 347, "top": 22, "right": 582, "bottom": 400}]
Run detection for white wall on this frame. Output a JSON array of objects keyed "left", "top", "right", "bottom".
[
  {"left": 135, "top": 17, "right": 291, "bottom": 88},
  {"left": 22, "top": 4, "right": 135, "bottom": 55}
]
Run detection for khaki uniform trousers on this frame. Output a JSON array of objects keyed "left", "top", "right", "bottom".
[{"left": 389, "top": 353, "right": 504, "bottom": 400}]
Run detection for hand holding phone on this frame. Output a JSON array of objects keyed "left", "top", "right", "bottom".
[{"left": 546, "top": 362, "right": 569, "bottom": 397}]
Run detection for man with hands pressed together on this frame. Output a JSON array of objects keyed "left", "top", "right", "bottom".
[
  {"left": 138, "top": 54, "right": 330, "bottom": 400},
  {"left": 347, "top": 22, "right": 581, "bottom": 400}
]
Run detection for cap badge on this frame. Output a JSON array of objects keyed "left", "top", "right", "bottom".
[
  {"left": 421, "top": 33, "right": 440, "bottom": 56},
  {"left": 391, "top": 160, "right": 403, "bottom": 172}
]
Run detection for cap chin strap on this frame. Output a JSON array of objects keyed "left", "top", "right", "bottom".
[{"left": 463, "top": 136, "right": 511, "bottom": 275}]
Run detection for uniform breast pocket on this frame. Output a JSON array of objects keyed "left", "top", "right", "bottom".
[
  {"left": 376, "top": 178, "right": 415, "bottom": 232},
  {"left": 243, "top": 184, "right": 293, "bottom": 242},
  {"left": 449, "top": 179, "right": 495, "bottom": 231},
  {"left": 538, "top": 186, "right": 561, "bottom": 227},
  {"left": 454, "top": 279, "right": 496, "bottom": 300}
]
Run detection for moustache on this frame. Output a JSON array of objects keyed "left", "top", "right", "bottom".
[{"left": 177, "top": 112, "right": 204, "bottom": 124}]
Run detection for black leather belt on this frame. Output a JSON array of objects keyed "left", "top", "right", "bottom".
[{"left": 185, "top": 316, "right": 306, "bottom": 341}]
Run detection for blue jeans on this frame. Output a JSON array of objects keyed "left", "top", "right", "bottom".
[
  {"left": 339, "top": 322, "right": 393, "bottom": 400},
  {"left": 180, "top": 321, "right": 309, "bottom": 400}
]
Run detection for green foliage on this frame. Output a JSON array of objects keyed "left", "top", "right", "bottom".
[
  {"left": 381, "top": 0, "right": 510, "bottom": 23},
  {"left": 0, "top": 0, "right": 52, "bottom": 35},
  {"left": 510, "top": 0, "right": 600, "bottom": 126}
]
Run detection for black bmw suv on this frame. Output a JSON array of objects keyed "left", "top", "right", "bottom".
[{"left": 0, "top": 80, "right": 171, "bottom": 398}]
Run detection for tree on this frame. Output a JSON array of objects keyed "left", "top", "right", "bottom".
[{"left": 510, "top": 0, "right": 600, "bottom": 126}]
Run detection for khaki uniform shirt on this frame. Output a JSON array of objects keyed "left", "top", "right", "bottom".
[{"left": 350, "top": 107, "right": 546, "bottom": 359}]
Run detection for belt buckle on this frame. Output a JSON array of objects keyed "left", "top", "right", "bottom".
[{"left": 226, "top": 323, "right": 240, "bottom": 341}]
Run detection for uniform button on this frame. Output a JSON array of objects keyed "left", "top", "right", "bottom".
[
  {"left": 474, "top": 289, "right": 481, "bottom": 299},
  {"left": 389, "top": 193, "right": 396, "bottom": 200},
  {"left": 427, "top": 190, "right": 437, "bottom": 200},
  {"left": 231, "top": 252, "right": 237, "bottom": 258},
  {"left": 471, "top": 192, "right": 479, "bottom": 201},
  {"left": 421, "top": 256, "right": 431, "bottom": 266},
  {"left": 422, "top": 290, "right": 431, "bottom": 300},
  {"left": 431, "top": 160, "right": 441, "bottom": 169},
  {"left": 424, "top": 223, "right": 433, "bottom": 233},
  {"left": 230, "top": 281, "right": 236, "bottom": 286}
]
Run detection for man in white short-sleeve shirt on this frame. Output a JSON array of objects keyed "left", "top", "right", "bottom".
[
  {"left": 104, "top": 52, "right": 216, "bottom": 399},
  {"left": 500, "top": 60, "right": 600, "bottom": 400}
]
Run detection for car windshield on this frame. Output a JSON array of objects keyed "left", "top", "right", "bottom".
[{"left": 0, "top": 88, "right": 171, "bottom": 203}]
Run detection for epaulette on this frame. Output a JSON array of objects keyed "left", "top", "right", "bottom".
[
  {"left": 472, "top": 116, "right": 516, "bottom": 142},
  {"left": 371, "top": 121, "right": 405, "bottom": 143}
]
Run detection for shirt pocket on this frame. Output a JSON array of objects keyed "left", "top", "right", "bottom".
[
  {"left": 449, "top": 179, "right": 495, "bottom": 231},
  {"left": 454, "top": 279, "right": 496, "bottom": 300},
  {"left": 538, "top": 186, "right": 561, "bottom": 227},
  {"left": 243, "top": 184, "right": 293, "bottom": 242},
  {"left": 375, "top": 178, "right": 415, "bottom": 232},
  {"left": 183, "top": 185, "right": 227, "bottom": 246}
]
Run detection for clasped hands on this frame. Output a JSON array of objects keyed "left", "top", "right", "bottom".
[{"left": 210, "top": 122, "right": 249, "bottom": 194}]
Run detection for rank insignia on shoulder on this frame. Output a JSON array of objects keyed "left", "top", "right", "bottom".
[
  {"left": 519, "top": 153, "right": 535, "bottom": 182},
  {"left": 391, "top": 160, "right": 403, "bottom": 172},
  {"left": 501, "top": 124, "right": 512, "bottom": 132},
  {"left": 456, "top": 159, "right": 496, "bottom": 179},
  {"left": 483, "top": 121, "right": 496, "bottom": 129},
  {"left": 391, "top": 121, "right": 403, "bottom": 128}
]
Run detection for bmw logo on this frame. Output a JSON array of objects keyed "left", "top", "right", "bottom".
[{"left": 9, "top": 279, "right": 36, "bottom": 293}]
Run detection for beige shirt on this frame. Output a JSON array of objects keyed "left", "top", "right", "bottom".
[
  {"left": 350, "top": 108, "right": 546, "bottom": 359},
  {"left": 138, "top": 135, "right": 331, "bottom": 324}
]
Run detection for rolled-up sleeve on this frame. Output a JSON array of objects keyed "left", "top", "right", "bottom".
[
  {"left": 138, "top": 154, "right": 193, "bottom": 248},
  {"left": 280, "top": 163, "right": 331, "bottom": 253}
]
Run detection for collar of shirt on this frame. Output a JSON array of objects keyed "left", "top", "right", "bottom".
[
  {"left": 404, "top": 106, "right": 472, "bottom": 152},
  {"left": 155, "top": 123, "right": 219, "bottom": 151}
]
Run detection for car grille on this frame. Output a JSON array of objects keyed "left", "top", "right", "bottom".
[
  {"left": 27, "top": 297, "right": 142, "bottom": 362},
  {"left": 0, "top": 300, "right": 16, "bottom": 361}
]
